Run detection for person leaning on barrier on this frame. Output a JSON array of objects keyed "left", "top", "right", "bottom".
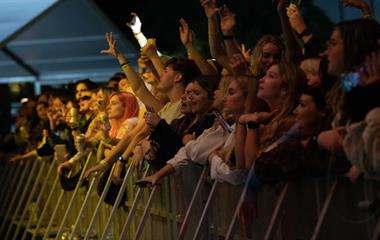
[
  {"left": 137, "top": 75, "right": 218, "bottom": 171},
  {"left": 135, "top": 72, "right": 238, "bottom": 187}
]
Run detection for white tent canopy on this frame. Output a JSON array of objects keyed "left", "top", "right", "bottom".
[{"left": 0, "top": 0, "right": 138, "bottom": 93}]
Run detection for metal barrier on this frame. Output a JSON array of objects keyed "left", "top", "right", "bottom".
[{"left": 1, "top": 153, "right": 379, "bottom": 240}]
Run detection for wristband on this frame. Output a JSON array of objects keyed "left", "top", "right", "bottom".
[
  {"left": 133, "top": 32, "right": 142, "bottom": 36},
  {"left": 118, "top": 155, "right": 128, "bottom": 164},
  {"left": 247, "top": 121, "right": 260, "bottom": 129},
  {"left": 222, "top": 34, "right": 234, "bottom": 40},
  {"left": 296, "top": 29, "right": 312, "bottom": 39},
  {"left": 120, "top": 62, "right": 130, "bottom": 68}
]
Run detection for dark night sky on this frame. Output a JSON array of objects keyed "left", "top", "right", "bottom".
[
  {"left": 94, "top": 0, "right": 335, "bottom": 58},
  {"left": 94, "top": 0, "right": 287, "bottom": 58}
]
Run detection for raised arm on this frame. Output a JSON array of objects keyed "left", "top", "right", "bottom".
[
  {"left": 100, "top": 32, "right": 164, "bottom": 112},
  {"left": 342, "top": 0, "right": 373, "bottom": 18},
  {"left": 140, "top": 39, "right": 165, "bottom": 76},
  {"left": 276, "top": 0, "right": 302, "bottom": 63},
  {"left": 219, "top": 5, "right": 241, "bottom": 58},
  {"left": 179, "top": 18, "right": 218, "bottom": 76},
  {"left": 201, "top": 0, "right": 230, "bottom": 70}
]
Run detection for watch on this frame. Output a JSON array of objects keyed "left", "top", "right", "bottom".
[
  {"left": 297, "top": 28, "right": 312, "bottom": 38},
  {"left": 118, "top": 155, "right": 128, "bottom": 164}
]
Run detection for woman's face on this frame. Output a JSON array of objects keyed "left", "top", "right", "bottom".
[
  {"left": 52, "top": 98, "right": 65, "bottom": 119},
  {"left": 107, "top": 95, "right": 125, "bottom": 120},
  {"left": 261, "top": 42, "right": 281, "bottom": 72},
  {"left": 293, "top": 94, "right": 322, "bottom": 134},
  {"left": 327, "top": 28, "right": 345, "bottom": 77},
  {"left": 188, "top": 81, "right": 212, "bottom": 114},
  {"left": 223, "top": 80, "right": 246, "bottom": 116},
  {"left": 258, "top": 64, "right": 283, "bottom": 103},
  {"left": 96, "top": 89, "right": 107, "bottom": 112},
  {"left": 36, "top": 103, "right": 47, "bottom": 119},
  {"left": 212, "top": 76, "right": 231, "bottom": 111},
  {"left": 180, "top": 85, "right": 193, "bottom": 114}
]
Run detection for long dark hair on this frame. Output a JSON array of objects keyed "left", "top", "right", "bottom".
[{"left": 336, "top": 18, "right": 380, "bottom": 73}]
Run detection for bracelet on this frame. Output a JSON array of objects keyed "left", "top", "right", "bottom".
[
  {"left": 246, "top": 121, "right": 260, "bottom": 129},
  {"left": 99, "top": 159, "right": 110, "bottom": 167},
  {"left": 120, "top": 62, "right": 130, "bottom": 68},
  {"left": 118, "top": 155, "right": 128, "bottom": 164},
  {"left": 296, "top": 29, "right": 312, "bottom": 39},
  {"left": 222, "top": 34, "right": 234, "bottom": 40},
  {"left": 133, "top": 32, "right": 142, "bottom": 35}
]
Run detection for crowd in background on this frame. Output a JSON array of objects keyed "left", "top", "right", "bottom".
[{"left": 1, "top": 0, "right": 380, "bottom": 237}]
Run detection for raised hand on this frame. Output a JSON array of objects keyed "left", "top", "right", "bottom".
[
  {"left": 179, "top": 18, "right": 194, "bottom": 48},
  {"left": 200, "top": 0, "right": 219, "bottom": 19},
  {"left": 219, "top": 5, "right": 236, "bottom": 35},
  {"left": 240, "top": 44, "right": 252, "bottom": 63},
  {"left": 286, "top": 3, "right": 307, "bottom": 34},
  {"left": 126, "top": 12, "right": 142, "bottom": 34},
  {"left": 229, "top": 53, "right": 251, "bottom": 76},
  {"left": 100, "top": 32, "right": 120, "bottom": 58}
]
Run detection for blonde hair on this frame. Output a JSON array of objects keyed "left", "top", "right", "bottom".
[
  {"left": 300, "top": 58, "right": 321, "bottom": 76},
  {"left": 260, "top": 61, "right": 307, "bottom": 150},
  {"left": 220, "top": 75, "right": 257, "bottom": 165},
  {"left": 250, "top": 35, "right": 285, "bottom": 77}
]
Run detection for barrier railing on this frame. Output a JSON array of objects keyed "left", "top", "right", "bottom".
[{"left": 0, "top": 153, "right": 379, "bottom": 240}]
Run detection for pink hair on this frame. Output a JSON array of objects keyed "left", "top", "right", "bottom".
[{"left": 108, "top": 92, "right": 139, "bottom": 139}]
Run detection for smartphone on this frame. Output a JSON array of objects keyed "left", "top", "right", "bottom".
[{"left": 213, "top": 110, "right": 233, "bottom": 133}]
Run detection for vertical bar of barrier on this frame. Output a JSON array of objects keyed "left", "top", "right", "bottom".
[
  {"left": 119, "top": 166, "right": 151, "bottom": 240},
  {"left": 31, "top": 171, "right": 60, "bottom": 240},
  {"left": 21, "top": 160, "right": 56, "bottom": 240},
  {"left": 133, "top": 185, "right": 159, "bottom": 240},
  {"left": 372, "top": 216, "right": 380, "bottom": 240},
  {"left": 54, "top": 152, "right": 93, "bottom": 239},
  {"left": 192, "top": 180, "right": 218, "bottom": 240},
  {"left": 225, "top": 162, "right": 257, "bottom": 240},
  {"left": 263, "top": 183, "right": 289, "bottom": 240},
  {"left": 310, "top": 180, "right": 337, "bottom": 240},
  {"left": 83, "top": 164, "right": 116, "bottom": 240},
  {"left": 70, "top": 177, "right": 97, "bottom": 238},
  {"left": 11, "top": 161, "right": 47, "bottom": 240},
  {"left": 100, "top": 164, "right": 133, "bottom": 240},
  {"left": 168, "top": 176, "right": 178, "bottom": 240},
  {"left": 177, "top": 166, "right": 207, "bottom": 240},
  {"left": 0, "top": 162, "right": 22, "bottom": 217},
  {"left": 0, "top": 161, "right": 14, "bottom": 203},
  {"left": 1, "top": 159, "right": 39, "bottom": 237}
]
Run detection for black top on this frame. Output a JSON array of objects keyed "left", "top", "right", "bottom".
[{"left": 148, "top": 111, "right": 216, "bottom": 169}]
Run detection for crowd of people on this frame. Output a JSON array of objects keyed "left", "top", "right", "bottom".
[{"left": 1, "top": 0, "right": 380, "bottom": 238}]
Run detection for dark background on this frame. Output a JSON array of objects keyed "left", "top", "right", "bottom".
[{"left": 94, "top": 0, "right": 334, "bottom": 57}]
